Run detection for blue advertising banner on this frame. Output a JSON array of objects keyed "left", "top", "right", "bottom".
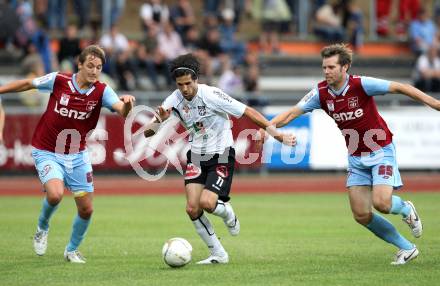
[{"left": 263, "top": 114, "right": 311, "bottom": 169}]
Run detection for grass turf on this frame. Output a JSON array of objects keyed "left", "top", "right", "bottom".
[{"left": 0, "top": 193, "right": 439, "bottom": 286}]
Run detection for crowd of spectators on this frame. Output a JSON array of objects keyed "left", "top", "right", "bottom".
[{"left": 3, "top": 0, "right": 440, "bottom": 98}]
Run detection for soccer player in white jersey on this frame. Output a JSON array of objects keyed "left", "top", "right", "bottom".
[
  {"left": 144, "top": 54, "right": 295, "bottom": 264},
  {"left": 259, "top": 44, "right": 440, "bottom": 265},
  {"left": 0, "top": 96, "right": 4, "bottom": 144}
]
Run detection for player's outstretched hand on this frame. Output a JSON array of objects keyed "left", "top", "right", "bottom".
[
  {"left": 275, "top": 133, "right": 296, "bottom": 146},
  {"left": 255, "top": 128, "right": 267, "bottom": 151},
  {"left": 155, "top": 106, "right": 171, "bottom": 122},
  {"left": 119, "top": 94, "right": 136, "bottom": 104}
]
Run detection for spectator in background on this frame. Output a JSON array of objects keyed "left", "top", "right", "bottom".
[
  {"left": 137, "top": 24, "right": 172, "bottom": 90},
  {"left": 99, "top": 24, "right": 137, "bottom": 90},
  {"left": 99, "top": 24, "right": 130, "bottom": 60},
  {"left": 101, "top": 0, "right": 125, "bottom": 32},
  {"left": 376, "top": 0, "right": 420, "bottom": 38},
  {"left": 169, "top": 0, "right": 195, "bottom": 43},
  {"left": 0, "top": 96, "right": 4, "bottom": 144},
  {"left": 31, "top": 26, "right": 53, "bottom": 74},
  {"left": 20, "top": 41, "right": 47, "bottom": 107},
  {"left": 314, "top": 0, "right": 345, "bottom": 43},
  {"left": 197, "top": 27, "right": 228, "bottom": 83},
  {"left": 219, "top": 8, "right": 246, "bottom": 65},
  {"left": 157, "top": 21, "right": 187, "bottom": 61},
  {"left": 140, "top": 0, "right": 169, "bottom": 32},
  {"left": 218, "top": 59, "right": 243, "bottom": 97},
  {"left": 413, "top": 44, "right": 440, "bottom": 92},
  {"left": 396, "top": 0, "right": 420, "bottom": 38},
  {"left": 115, "top": 50, "right": 137, "bottom": 91},
  {"left": 0, "top": 0, "right": 19, "bottom": 48},
  {"left": 21, "top": 41, "right": 45, "bottom": 78},
  {"left": 203, "top": 0, "right": 221, "bottom": 16},
  {"left": 409, "top": 8, "right": 437, "bottom": 55},
  {"left": 184, "top": 25, "right": 202, "bottom": 51},
  {"left": 376, "top": 0, "right": 392, "bottom": 37},
  {"left": 58, "top": 24, "right": 82, "bottom": 71},
  {"left": 47, "top": 0, "right": 66, "bottom": 31},
  {"left": 342, "top": 0, "right": 363, "bottom": 50},
  {"left": 73, "top": 0, "right": 91, "bottom": 30},
  {"left": 252, "top": 0, "right": 291, "bottom": 54}
]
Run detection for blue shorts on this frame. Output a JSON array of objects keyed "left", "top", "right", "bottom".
[
  {"left": 31, "top": 148, "right": 94, "bottom": 193},
  {"left": 346, "top": 143, "right": 402, "bottom": 189}
]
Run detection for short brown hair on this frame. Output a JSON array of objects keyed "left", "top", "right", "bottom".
[
  {"left": 321, "top": 44, "right": 352, "bottom": 69},
  {"left": 78, "top": 45, "right": 106, "bottom": 65}
]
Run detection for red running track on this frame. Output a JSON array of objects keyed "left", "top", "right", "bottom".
[{"left": 0, "top": 174, "right": 439, "bottom": 196}]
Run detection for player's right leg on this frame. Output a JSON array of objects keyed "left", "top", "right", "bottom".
[
  {"left": 203, "top": 148, "right": 239, "bottom": 236},
  {"left": 185, "top": 183, "right": 228, "bottom": 264},
  {"left": 32, "top": 149, "right": 65, "bottom": 256},
  {"left": 349, "top": 185, "right": 417, "bottom": 264}
]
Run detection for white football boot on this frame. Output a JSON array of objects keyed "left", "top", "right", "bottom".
[
  {"left": 64, "top": 248, "right": 86, "bottom": 264},
  {"left": 223, "top": 202, "right": 240, "bottom": 236},
  {"left": 402, "top": 201, "right": 423, "bottom": 238},
  {"left": 196, "top": 252, "right": 229, "bottom": 265},
  {"left": 33, "top": 227, "right": 48, "bottom": 256},
  {"left": 391, "top": 246, "right": 419, "bottom": 265}
]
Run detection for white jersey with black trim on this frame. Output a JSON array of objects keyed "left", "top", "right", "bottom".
[{"left": 162, "top": 84, "right": 246, "bottom": 154}]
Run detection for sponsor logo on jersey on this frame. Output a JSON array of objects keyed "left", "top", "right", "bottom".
[
  {"left": 301, "top": 90, "right": 316, "bottom": 103},
  {"left": 193, "top": 122, "right": 205, "bottom": 133},
  {"left": 216, "top": 165, "right": 229, "bottom": 178},
  {"left": 185, "top": 163, "right": 201, "bottom": 180},
  {"left": 332, "top": 108, "right": 364, "bottom": 122},
  {"left": 39, "top": 164, "right": 52, "bottom": 178},
  {"left": 326, "top": 100, "right": 335, "bottom": 111},
  {"left": 183, "top": 105, "right": 190, "bottom": 113},
  {"left": 348, "top": 97, "right": 359, "bottom": 109},
  {"left": 197, "top": 106, "right": 206, "bottom": 116},
  {"left": 54, "top": 101, "right": 92, "bottom": 120},
  {"left": 214, "top": 90, "right": 232, "bottom": 103},
  {"left": 34, "top": 73, "right": 55, "bottom": 86},
  {"left": 86, "top": 100, "right": 98, "bottom": 111},
  {"left": 60, "top": 93, "right": 70, "bottom": 106}
]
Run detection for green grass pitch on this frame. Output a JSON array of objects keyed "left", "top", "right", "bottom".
[{"left": 1, "top": 193, "right": 439, "bottom": 286}]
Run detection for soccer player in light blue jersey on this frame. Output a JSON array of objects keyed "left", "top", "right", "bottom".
[{"left": 260, "top": 44, "right": 440, "bottom": 265}]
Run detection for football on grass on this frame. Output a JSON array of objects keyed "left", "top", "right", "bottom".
[{"left": 162, "top": 237, "right": 192, "bottom": 267}]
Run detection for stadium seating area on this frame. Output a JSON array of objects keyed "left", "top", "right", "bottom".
[{"left": 0, "top": 0, "right": 435, "bottom": 109}]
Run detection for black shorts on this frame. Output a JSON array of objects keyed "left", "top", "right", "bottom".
[{"left": 184, "top": 148, "right": 235, "bottom": 202}]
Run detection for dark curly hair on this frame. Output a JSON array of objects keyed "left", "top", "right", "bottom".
[{"left": 169, "top": 53, "right": 200, "bottom": 80}]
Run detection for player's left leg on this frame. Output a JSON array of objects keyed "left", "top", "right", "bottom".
[
  {"left": 64, "top": 192, "right": 93, "bottom": 263},
  {"left": 63, "top": 151, "right": 94, "bottom": 263},
  {"left": 185, "top": 183, "right": 229, "bottom": 264},
  {"left": 371, "top": 144, "right": 422, "bottom": 238}
]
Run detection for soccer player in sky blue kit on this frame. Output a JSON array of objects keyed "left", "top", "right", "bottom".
[
  {"left": 144, "top": 54, "right": 295, "bottom": 264},
  {"left": 0, "top": 45, "right": 135, "bottom": 263},
  {"left": 261, "top": 44, "right": 440, "bottom": 265}
]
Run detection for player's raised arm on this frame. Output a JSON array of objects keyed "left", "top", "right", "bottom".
[
  {"left": 388, "top": 81, "right": 440, "bottom": 110},
  {"left": 0, "top": 78, "right": 35, "bottom": 93},
  {"left": 143, "top": 106, "right": 171, "bottom": 138}
]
